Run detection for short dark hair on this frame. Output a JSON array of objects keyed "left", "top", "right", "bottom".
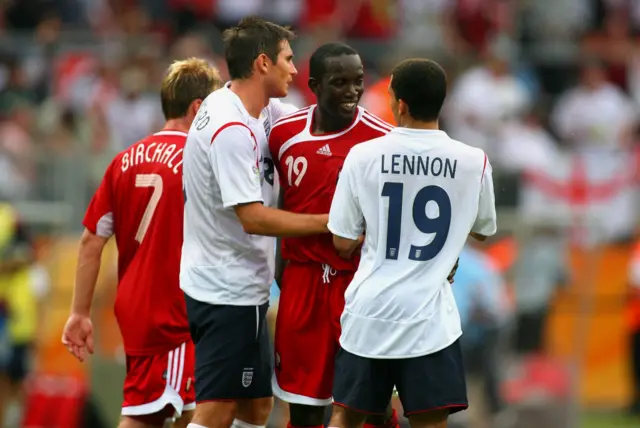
[
  {"left": 309, "top": 42, "right": 359, "bottom": 80},
  {"left": 222, "top": 16, "right": 296, "bottom": 80},
  {"left": 390, "top": 59, "right": 447, "bottom": 122}
]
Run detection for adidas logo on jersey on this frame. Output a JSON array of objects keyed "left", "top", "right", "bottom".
[{"left": 317, "top": 144, "right": 332, "bottom": 156}]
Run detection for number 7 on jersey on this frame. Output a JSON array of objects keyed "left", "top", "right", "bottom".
[{"left": 135, "top": 174, "right": 163, "bottom": 243}]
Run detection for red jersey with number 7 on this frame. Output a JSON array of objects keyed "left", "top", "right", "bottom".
[
  {"left": 269, "top": 106, "right": 393, "bottom": 271},
  {"left": 83, "top": 130, "right": 190, "bottom": 356}
]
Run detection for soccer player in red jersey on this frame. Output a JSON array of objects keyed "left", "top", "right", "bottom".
[
  {"left": 268, "top": 42, "right": 400, "bottom": 428},
  {"left": 61, "top": 58, "right": 222, "bottom": 428}
]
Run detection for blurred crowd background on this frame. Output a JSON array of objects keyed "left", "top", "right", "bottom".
[{"left": 1, "top": 0, "right": 640, "bottom": 427}]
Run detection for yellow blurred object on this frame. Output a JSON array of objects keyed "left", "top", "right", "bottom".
[
  {"left": 1, "top": 267, "right": 37, "bottom": 343},
  {"left": 0, "top": 203, "right": 18, "bottom": 255}
]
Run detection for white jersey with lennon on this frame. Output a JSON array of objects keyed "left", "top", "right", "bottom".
[
  {"left": 180, "top": 84, "right": 297, "bottom": 306},
  {"left": 328, "top": 128, "right": 497, "bottom": 358}
]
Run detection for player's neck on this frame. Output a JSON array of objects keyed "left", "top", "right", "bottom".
[
  {"left": 229, "top": 79, "right": 269, "bottom": 119},
  {"left": 399, "top": 118, "right": 439, "bottom": 131},
  {"left": 163, "top": 118, "right": 191, "bottom": 134},
  {"left": 312, "top": 107, "right": 353, "bottom": 134}
]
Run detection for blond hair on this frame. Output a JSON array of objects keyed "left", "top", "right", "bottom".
[{"left": 160, "top": 58, "right": 222, "bottom": 119}]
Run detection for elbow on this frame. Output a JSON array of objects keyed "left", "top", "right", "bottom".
[
  {"left": 336, "top": 249, "right": 353, "bottom": 260},
  {"left": 239, "top": 213, "right": 266, "bottom": 235},
  {"left": 235, "top": 203, "right": 265, "bottom": 235},
  {"left": 333, "top": 236, "right": 357, "bottom": 259},
  {"left": 241, "top": 220, "right": 262, "bottom": 235},
  {"left": 78, "top": 229, "right": 108, "bottom": 258}
]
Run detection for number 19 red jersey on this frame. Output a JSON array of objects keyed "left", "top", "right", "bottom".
[
  {"left": 269, "top": 106, "right": 393, "bottom": 271},
  {"left": 83, "top": 130, "right": 189, "bottom": 356}
]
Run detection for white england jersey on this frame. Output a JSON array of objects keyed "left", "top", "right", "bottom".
[
  {"left": 180, "top": 84, "right": 297, "bottom": 306},
  {"left": 328, "top": 128, "right": 497, "bottom": 358}
]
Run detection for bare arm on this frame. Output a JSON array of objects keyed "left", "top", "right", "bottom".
[
  {"left": 333, "top": 235, "right": 364, "bottom": 259},
  {"left": 71, "top": 228, "right": 109, "bottom": 316},
  {"left": 234, "top": 202, "right": 328, "bottom": 238},
  {"left": 212, "top": 125, "right": 329, "bottom": 238}
]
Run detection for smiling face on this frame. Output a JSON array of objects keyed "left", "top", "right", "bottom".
[{"left": 313, "top": 54, "right": 364, "bottom": 123}]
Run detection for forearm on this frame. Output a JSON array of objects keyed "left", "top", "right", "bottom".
[
  {"left": 71, "top": 231, "right": 106, "bottom": 316},
  {"left": 248, "top": 206, "right": 328, "bottom": 237},
  {"left": 236, "top": 202, "right": 328, "bottom": 237}
]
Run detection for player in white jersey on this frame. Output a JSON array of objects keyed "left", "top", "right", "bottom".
[
  {"left": 327, "top": 59, "right": 497, "bottom": 428},
  {"left": 180, "top": 17, "right": 329, "bottom": 428}
]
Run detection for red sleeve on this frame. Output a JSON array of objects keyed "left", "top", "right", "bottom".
[{"left": 83, "top": 158, "right": 116, "bottom": 237}]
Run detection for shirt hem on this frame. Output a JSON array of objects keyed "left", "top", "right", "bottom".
[
  {"left": 181, "top": 287, "right": 270, "bottom": 307},
  {"left": 339, "top": 330, "right": 462, "bottom": 359},
  {"left": 222, "top": 198, "right": 264, "bottom": 209}
]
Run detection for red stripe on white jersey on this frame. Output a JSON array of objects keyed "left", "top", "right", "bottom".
[
  {"left": 210, "top": 122, "right": 254, "bottom": 145},
  {"left": 210, "top": 121, "right": 259, "bottom": 168},
  {"left": 362, "top": 111, "right": 394, "bottom": 131},
  {"left": 481, "top": 154, "right": 488, "bottom": 182}
]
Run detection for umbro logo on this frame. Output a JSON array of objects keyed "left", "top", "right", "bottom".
[{"left": 316, "top": 144, "right": 332, "bottom": 156}]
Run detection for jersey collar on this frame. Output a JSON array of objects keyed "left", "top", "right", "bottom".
[
  {"left": 223, "top": 82, "right": 261, "bottom": 123},
  {"left": 391, "top": 127, "right": 447, "bottom": 137}
]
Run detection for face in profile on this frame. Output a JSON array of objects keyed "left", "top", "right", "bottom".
[{"left": 265, "top": 40, "right": 297, "bottom": 98}]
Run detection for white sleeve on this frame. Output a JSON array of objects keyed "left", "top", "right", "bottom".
[
  {"left": 328, "top": 152, "right": 364, "bottom": 240},
  {"left": 269, "top": 98, "right": 299, "bottom": 122},
  {"left": 209, "top": 124, "right": 263, "bottom": 208},
  {"left": 472, "top": 156, "right": 497, "bottom": 236}
]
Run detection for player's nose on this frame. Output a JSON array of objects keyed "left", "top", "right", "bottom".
[{"left": 344, "top": 84, "right": 359, "bottom": 100}]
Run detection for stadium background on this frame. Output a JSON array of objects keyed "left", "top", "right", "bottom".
[{"left": 0, "top": 0, "right": 640, "bottom": 427}]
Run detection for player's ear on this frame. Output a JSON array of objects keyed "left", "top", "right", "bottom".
[
  {"left": 308, "top": 76, "right": 319, "bottom": 95},
  {"left": 255, "top": 53, "right": 270, "bottom": 75},
  {"left": 397, "top": 99, "right": 409, "bottom": 117},
  {"left": 190, "top": 99, "right": 203, "bottom": 115}
]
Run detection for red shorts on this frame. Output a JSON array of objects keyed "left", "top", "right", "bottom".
[
  {"left": 273, "top": 261, "right": 353, "bottom": 405},
  {"left": 121, "top": 341, "right": 196, "bottom": 421}
]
